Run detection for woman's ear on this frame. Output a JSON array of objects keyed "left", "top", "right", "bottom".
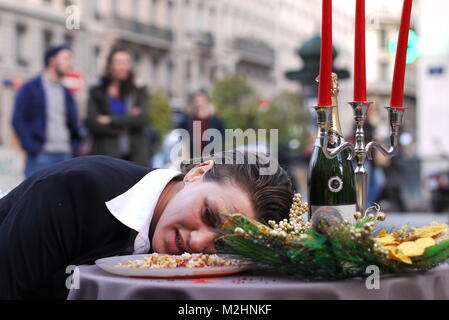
[{"left": 183, "top": 160, "right": 214, "bottom": 183}]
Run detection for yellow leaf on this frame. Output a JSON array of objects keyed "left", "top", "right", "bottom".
[
  {"left": 414, "top": 225, "right": 447, "bottom": 238},
  {"left": 377, "top": 229, "right": 388, "bottom": 238},
  {"left": 397, "top": 242, "right": 425, "bottom": 257},
  {"left": 389, "top": 247, "right": 413, "bottom": 264},
  {"left": 378, "top": 236, "right": 400, "bottom": 246},
  {"left": 415, "top": 237, "right": 436, "bottom": 249}
]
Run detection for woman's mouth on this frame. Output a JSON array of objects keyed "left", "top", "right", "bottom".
[{"left": 175, "top": 229, "right": 187, "bottom": 254}]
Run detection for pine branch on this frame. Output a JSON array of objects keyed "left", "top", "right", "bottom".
[{"left": 217, "top": 213, "right": 449, "bottom": 280}]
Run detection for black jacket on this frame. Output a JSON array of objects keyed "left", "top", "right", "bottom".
[
  {"left": 85, "top": 85, "right": 151, "bottom": 166},
  {"left": 0, "top": 156, "right": 152, "bottom": 299}
]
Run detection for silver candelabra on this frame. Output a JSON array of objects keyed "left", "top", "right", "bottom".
[{"left": 313, "top": 102, "right": 407, "bottom": 213}]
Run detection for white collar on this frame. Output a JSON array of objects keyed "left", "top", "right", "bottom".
[{"left": 105, "top": 169, "right": 182, "bottom": 254}]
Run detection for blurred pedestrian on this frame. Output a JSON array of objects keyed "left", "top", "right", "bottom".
[
  {"left": 375, "top": 145, "right": 407, "bottom": 212},
  {"left": 86, "top": 47, "right": 150, "bottom": 166},
  {"left": 177, "top": 89, "right": 225, "bottom": 158},
  {"left": 12, "top": 45, "right": 81, "bottom": 178}
]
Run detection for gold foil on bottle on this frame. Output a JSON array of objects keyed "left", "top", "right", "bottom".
[
  {"left": 329, "top": 73, "right": 344, "bottom": 139},
  {"left": 315, "top": 73, "right": 344, "bottom": 142}
]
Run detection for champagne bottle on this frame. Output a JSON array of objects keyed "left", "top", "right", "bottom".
[{"left": 308, "top": 73, "right": 357, "bottom": 222}]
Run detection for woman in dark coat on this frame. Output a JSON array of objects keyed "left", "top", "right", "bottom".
[
  {"left": 0, "top": 151, "right": 294, "bottom": 300},
  {"left": 86, "top": 47, "right": 150, "bottom": 166}
]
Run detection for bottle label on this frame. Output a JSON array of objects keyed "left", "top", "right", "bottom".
[
  {"left": 328, "top": 176, "right": 343, "bottom": 193},
  {"left": 310, "top": 204, "right": 357, "bottom": 224},
  {"left": 314, "top": 133, "right": 344, "bottom": 149},
  {"left": 327, "top": 129, "right": 342, "bottom": 149}
]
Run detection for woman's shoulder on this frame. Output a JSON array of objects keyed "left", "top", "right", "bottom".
[
  {"left": 32, "top": 156, "right": 151, "bottom": 182},
  {"left": 88, "top": 79, "right": 109, "bottom": 96},
  {"left": 88, "top": 83, "right": 106, "bottom": 94},
  {"left": 40, "top": 156, "right": 153, "bottom": 193},
  {"left": 19, "top": 156, "right": 154, "bottom": 204}
]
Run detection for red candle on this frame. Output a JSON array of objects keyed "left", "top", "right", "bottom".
[
  {"left": 318, "top": 0, "right": 333, "bottom": 106},
  {"left": 390, "top": 0, "right": 413, "bottom": 108},
  {"left": 354, "top": 0, "right": 366, "bottom": 102}
]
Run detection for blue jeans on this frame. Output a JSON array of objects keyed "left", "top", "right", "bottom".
[{"left": 25, "top": 152, "right": 71, "bottom": 178}]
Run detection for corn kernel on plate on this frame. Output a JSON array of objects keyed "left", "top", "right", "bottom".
[{"left": 95, "top": 253, "right": 251, "bottom": 278}]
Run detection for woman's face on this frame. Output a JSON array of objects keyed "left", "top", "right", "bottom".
[
  {"left": 110, "top": 51, "right": 131, "bottom": 81},
  {"left": 151, "top": 163, "right": 256, "bottom": 254},
  {"left": 193, "top": 93, "right": 210, "bottom": 119}
]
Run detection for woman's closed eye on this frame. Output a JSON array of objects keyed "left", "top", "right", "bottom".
[{"left": 203, "top": 207, "right": 220, "bottom": 229}]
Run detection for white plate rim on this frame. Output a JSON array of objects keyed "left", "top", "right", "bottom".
[{"left": 95, "top": 254, "right": 250, "bottom": 278}]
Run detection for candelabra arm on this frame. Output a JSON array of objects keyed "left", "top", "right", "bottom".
[
  {"left": 366, "top": 107, "right": 407, "bottom": 160},
  {"left": 313, "top": 105, "right": 354, "bottom": 160},
  {"left": 365, "top": 138, "right": 397, "bottom": 159},
  {"left": 322, "top": 141, "right": 355, "bottom": 160}
]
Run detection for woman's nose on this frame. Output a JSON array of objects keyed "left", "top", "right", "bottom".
[{"left": 189, "top": 229, "right": 217, "bottom": 254}]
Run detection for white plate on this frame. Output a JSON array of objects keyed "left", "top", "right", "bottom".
[{"left": 95, "top": 254, "right": 250, "bottom": 278}]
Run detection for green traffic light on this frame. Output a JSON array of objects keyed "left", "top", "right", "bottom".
[{"left": 389, "top": 29, "right": 420, "bottom": 64}]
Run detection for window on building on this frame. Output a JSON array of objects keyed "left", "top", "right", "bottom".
[
  {"left": 43, "top": 29, "right": 53, "bottom": 50},
  {"left": 132, "top": 0, "right": 140, "bottom": 22},
  {"left": 111, "top": 0, "right": 118, "bottom": 19},
  {"left": 209, "top": 66, "right": 217, "bottom": 82},
  {"left": 93, "top": 45, "right": 101, "bottom": 74},
  {"left": 183, "top": 0, "right": 190, "bottom": 31},
  {"left": 167, "top": 0, "right": 174, "bottom": 28},
  {"left": 199, "top": 60, "right": 206, "bottom": 77},
  {"left": 151, "top": 0, "right": 159, "bottom": 23},
  {"left": 152, "top": 56, "right": 160, "bottom": 85},
  {"left": 185, "top": 60, "right": 191, "bottom": 82},
  {"left": 135, "top": 51, "right": 141, "bottom": 65},
  {"left": 167, "top": 60, "right": 174, "bottom": 89},
  {"left": 64, "top": 33, "right": 74, "bottom": 49},
  {"left": 209, "top": 7, "right": 216, "bottom": 34},
  {"left": 379, "top": 61, "right": 389, "bottom": 81},
  {"left": 94, "top": 0, "right": 102, "bottom": 20},
  {"left": 198, "top": 3, "right": 204, "bottom": 31},
  {"left": 15, "top": 24, "right": 28, "bottom": 67},
  {"left": 380, "top": 28, "right": 387, "bottom": 50}
]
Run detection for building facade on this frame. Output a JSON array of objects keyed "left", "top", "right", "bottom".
[
  {"left": 0, "top": 0, "right": 356, "bottom": 147},
  {"left": 364, "top": 2, "right": 418, "bottom": 155},
  {"left": 416, "top": 0, "right": 449, "bottom": 198},
  {"left": 0, "top": 0, "right": 357, "bottom": 191},
  {"left": 362, "top": 1, "right": 421, "bottom": 204}
]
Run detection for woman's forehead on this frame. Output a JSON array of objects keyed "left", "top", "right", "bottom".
[{"left": 209, "top": 185, "right": 255, "bottom": 218}]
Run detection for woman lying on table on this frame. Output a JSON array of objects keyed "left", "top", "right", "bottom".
[{"left": 0, "top": 150, "right": 294, "bottom": 300}]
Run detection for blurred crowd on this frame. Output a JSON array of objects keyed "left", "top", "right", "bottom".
[
  {"left": 11, "top": 44, "right": 226, "bottom": 179},
  {"left": 10, "top": 43, "right": 418, "bottom": 212}
]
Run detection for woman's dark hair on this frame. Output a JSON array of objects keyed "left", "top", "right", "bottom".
[
  {"left": 101, "top": 47, "right": 136, "bottom": 99},
  {"left": 180, "top": 150, "right": 295, "bottom": 223}
]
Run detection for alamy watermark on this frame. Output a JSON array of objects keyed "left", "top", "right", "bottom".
[
  {"left": 65, "top": 265, "right": 80, "bottom": 290},
  {"left": 365, "top": 265, "right": 380, "bottom": 290},
  {"left": 169, "top": 122, "right": 279, "bottom": 175},
  {"left": 65, "top": 5, "right": 81, "bottom": 30}
]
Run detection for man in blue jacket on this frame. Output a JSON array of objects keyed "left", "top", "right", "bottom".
[{"left": 12, "top": 45, "right": 82, "bottom": 178}]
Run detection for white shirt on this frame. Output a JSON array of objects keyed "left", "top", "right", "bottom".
[{"left": 105, "top": 169, "right": 182, "bottom": 254}]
